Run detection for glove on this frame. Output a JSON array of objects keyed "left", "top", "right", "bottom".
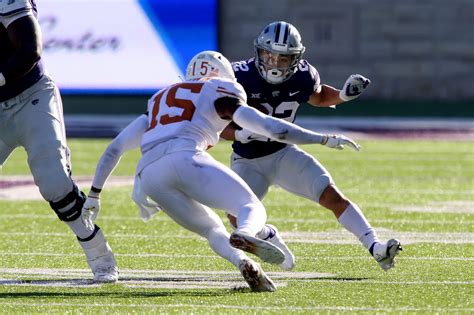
[
  {"left": 322, "top": 134, "right": 361, "bottom": 151},
  {"left": 234, "top": 128, "right": 267, "bottom": 143},
  {"left": 339, "top": 74, "right": 371, "bottom": 102},
  {"left": 82, "top": 192, "right": 100, "bottom": 231}
]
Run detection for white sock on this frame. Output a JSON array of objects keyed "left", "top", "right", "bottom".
[
  {"left": 65, "top": 217, "right": 94, "bottom": 239},
  {"left": 57, "top": 201, "right": 94, "bottom": 239},
  {"left": 236, "top": 202, "right": 266, "bottom": 236},
  {"left": 338, "top": 203, "right": 379, "bottom": 251},
  {"left": 206, "top": 227, "right": 248, "bottom": 267}
]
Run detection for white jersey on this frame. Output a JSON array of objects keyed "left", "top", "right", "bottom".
[
  {"left": 0, "top": 0, "right": 33, "bottom": 27},
  {"left": 141, "top": 77, "right": 246, "bottom": 153}
]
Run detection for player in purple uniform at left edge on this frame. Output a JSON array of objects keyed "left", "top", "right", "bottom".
[{"left": 0, "top": 0, "right": 118, "bottom": 282}]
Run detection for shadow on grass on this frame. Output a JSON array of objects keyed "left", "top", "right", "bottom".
[
  {"left": 0, "top": 278, "right": 240, "bottom": 298},
  {"left": 0, "top": 291, "right": 230, "bottom": 299},
  {"left": 0, "top": 274, "right": 369, "bottom": 297}
]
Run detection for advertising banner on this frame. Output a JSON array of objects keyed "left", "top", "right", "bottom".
[{"left": 37, "top": 0, "right": 217, "bottom": 94}]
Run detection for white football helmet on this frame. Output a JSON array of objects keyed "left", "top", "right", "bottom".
[
  {"left": 185, "top": 50, "right": 235, "bottom": 81},
  {"left": 254, "top": 21, "right": 306, "bottom": 84}
]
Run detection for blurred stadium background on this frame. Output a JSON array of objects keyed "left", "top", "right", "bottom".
[{"left": 37, "top": 0, "right": 474, "bottom": 137}]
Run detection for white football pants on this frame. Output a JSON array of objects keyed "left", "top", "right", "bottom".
[
  {"left": 231, "top": 144, "right": 333, "bottom": 202},
  {"left": 139, "top": 149, "right": 267, "bottom": 266},
  {"left": 0, "top": 75, "right": 73, "bottom": 202}
]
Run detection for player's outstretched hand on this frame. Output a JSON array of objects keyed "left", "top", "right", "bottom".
[
  {"left": 322, "top": 135, "right": 361, "bottom": 151},
  {"left": 339, "top": 74, "right": 371, "bottom": 101},
  {"left": 82, "top": 194, "right": 100, "bottom": 231}
]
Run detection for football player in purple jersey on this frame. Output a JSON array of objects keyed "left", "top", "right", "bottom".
[
  {"left": 221, "top": 21, "right": 402, "bottom": 272},
  {"left": 0, "top": 0, "right": 118, "bottom": 282}
]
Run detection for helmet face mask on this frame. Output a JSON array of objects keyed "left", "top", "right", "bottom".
[
  {"left": 254, "top": 21, "right": 306, "bottom": 84},
  {"left": 186, "top": 51, "right": 235, "bottom": 81}
]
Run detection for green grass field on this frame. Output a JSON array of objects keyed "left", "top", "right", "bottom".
[{"left": 0, "top": 138, "right": 472, "bottom": 313}]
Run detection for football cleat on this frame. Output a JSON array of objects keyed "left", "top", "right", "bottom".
[
  {"left": 239, "top": 259, "right": 276, "bottom": 292},
  {"left": 230, "top": 230, "right": 285, "bottom": 265},
  {"left": 93, "top": 265, "right": 119, "bottom": 283},
  {"left": 372, "top": 239, "right": 403, "bottom": 271},
  {"left": 265, "top": 224, "right": 295, "bottom": 270},
  {"left": 79, "top": 228, "right": 119, "bottom": 283}
]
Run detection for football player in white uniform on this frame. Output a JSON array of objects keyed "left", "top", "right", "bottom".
[
  {"left": 82, "top": 50, "right": 361, "bottom": 292},
  {"left": 221, "top": 21, "right": 402, "bottom": 271},
  {"left": 0, "top": 0, "right": 118, "bottom": 282}
]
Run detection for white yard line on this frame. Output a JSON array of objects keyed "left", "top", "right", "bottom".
[
  {"left": 0, "top": 268, "right": 331, "bottom": 289},
  {"left": 0, "top": 301, "right": 471, "bottom": 312},
  {"left": 1, "top": 214, "right": 473, "bottom": 225},
  {"left": 0, "top": 252, "right": 472, "bottom": 261},
  {"left": 1, "top": 230, "right": 472, "bottom": 245}
]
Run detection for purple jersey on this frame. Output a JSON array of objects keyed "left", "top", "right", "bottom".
[
  {"left": 0, "top": 0, "right": 44, "bottom": 101},
  {"left": 231, "top": 58, "right": 320, "bottom": 159}
]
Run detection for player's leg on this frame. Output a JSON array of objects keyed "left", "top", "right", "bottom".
[
  {"left": 18, "top": 78, "right": 118, "bottom": 282},
  {"left": 139, "top": 157, "right": 275, "bottom": 291},
  {"left": 180, "top": 151, "right": 267, "bottom": 235},
  {"left": 231, "top": 151, "right": 294, "bottom": 270},
  {"left": 0, "top": 137, "right": 15, "bottom": 169},
  {"left": 141, "top": 150, "right": 284, "bottom": 264},
  {"left": 142, "top": 179, "right": 248, "bottom": 268},
  {"left": 229, "top": 153, "right": 273, "bottom": 230},
  {"left": 274, "top": 145, "right": 333, "bottom": 202},
  {"left": 230, "top": 152, "right": 272, "bottom": 200},
  {"left": 0, "top": 106, "right": 20, "bottom": 169},
  {"left": 320, "top": 184, "right": 402, "bottom": 270},
  {"left": 187, "top": 151, "right": 283, "bottom": 265},
  {"left": 277, "top": 145, "right": 402, "bottom": 270}
]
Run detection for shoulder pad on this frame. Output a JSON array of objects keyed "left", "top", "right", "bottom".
[
  {"left": 297, "top": 59, "right": 320, "bottom": 92},
  {"left": 208, "top": 78, "right": 247, "bottom": 103}
]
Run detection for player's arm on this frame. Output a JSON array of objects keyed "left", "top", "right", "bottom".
[
  {"left": 307, "top": 75, "right": 371, "bottom": 107},
  {"left": 82, "top": 114, "right": 148, "bottom": 228},
  {"left": 90, "top": 114, "right": 148, "bottom": 192},
  {"left": 221, "top": 120, "right": 267, "bottom": 144},
  {"left": 220, "top": 122, "right": 239, "bottom": 141},
  {"left": 308, "top": 84, "right": 344, "bottom": 107},
  {"left": 0, "top": 15, "right": 42, "bottom": 84},
  {"left": 215, "top": 97, "right": 360, "bottom": 150}
]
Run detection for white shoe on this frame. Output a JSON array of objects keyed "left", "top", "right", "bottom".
[
  {"left": 230, "top": 230, "right": 285, "bottom": 265},
  {"left": 265, "top": 224, "right": 295, "bottom": 270},
  {"left": 93, "top": 265, "right": 119, "bottom": 283},
  {"left": 372, "top": 239, "right": 403, "bottom": 271},
  {"left": 238, "top": 259, "right": 276, "bottom": 292},
  {"left": 79, "top": 229, "right": 119, "bottom": 283}
]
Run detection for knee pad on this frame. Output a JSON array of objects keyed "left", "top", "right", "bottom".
[{"left": 49, "top": 184, "right": 86, "bottom": 222}]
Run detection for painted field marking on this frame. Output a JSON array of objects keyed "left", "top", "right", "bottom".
[
  {"left": 391, "top": 200, "right": 474, "bottom": 213},
  {"left": 0, "top": 252, "right": 472, "bottom": 262},
  {"left": 0, "top": 230, "right": 472, "bottom": 245},
  {"left": 0, "top": 301, "right": 471, "bottom": 313},
  {"left": 0, "top": 176, "right": 133, "bottom": 201},
  {"left": 1, "top": 213, "right": 473, "bottom": 226},
  {"left": 0, "top": 268, "right": 332, "bottom": 289},
  {"left": 0, "top": 268, "right": 471, "bottom": 290}
]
